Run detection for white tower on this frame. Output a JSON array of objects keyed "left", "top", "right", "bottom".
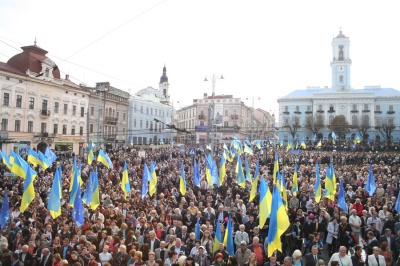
[
  {"left": 159, "top": 65, "right": 170, "bottom": 104},
  {"left": 331, "top": 30, "right": 352, "bottom": 90}
]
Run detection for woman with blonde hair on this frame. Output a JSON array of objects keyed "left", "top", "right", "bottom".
[
  {"left": 243, "top": 252, "right": 257, "bottom": 266},
  {"left": 130, "top": 250, "right": 143, "bottom": 266},
  {"left": 292, "top": 250, "right": 303, "bottom": 266},
  {"left": 201, "top": 230, "right": 213, "bottom": 254},
  {"left": 315, "top": 259, "right": 325, "bottom": 266},
  {"left": 146, "top": 251, "right": 157, "bottom": 266}
]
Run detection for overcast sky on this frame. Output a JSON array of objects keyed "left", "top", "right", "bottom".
[{"left": 1, "top": 0, "right": 400, "bottom": 115}]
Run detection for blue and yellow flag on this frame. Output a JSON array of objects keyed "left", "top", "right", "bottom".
[
  {"left": 331, "top": 132, "right": 337, "bottom": 144},
  {"left": 88, "top": 143, "right": 95, "bottom": 165},
  {"left": 20, "top": 166, "right": 37, "bottom": 213},
  {"left": 219, "top": 150, "right": 226, "bottom": 186},
  {"left": 38, "top": 151, "right": 51, "bottom": 170},
  {"left": 48, "top": 166, "right": 62, "bottom": 219},
  {"left": 121, "top": 160, "right": 131, "bottom": 199},
  {"left": 316, "top": 140, "right": 322, "bottom": 147},
  {"left": 314, "top": 162, "right": 322, "bottom": 203},
  {"left": 69, "top": 156, "right": 80, "bottom": 206},
  {"left": 179, "top": 163, "right": 187, "bottom": 195},
  {"left": 149, "top": 161, "right": 157, "bottom": 196},
  {"left": 267, "top": 187, "right": 290, "bottom": 257},
  {"left": 89, "top": 168, "right": 100, "bottom": 210},
  {"left": 324, "top": 162, "right": 335, "bottom": 201},
  {"left": 244, "top": 143, "right": 253, "bottom": 155},
  {"left": 97, "top": 149, "right": 113, "bottom": 169},
  {"left": 280, "top": 170, "right": 288, "bottom": 210},
  {"left": 259, "top": 177, "right": 272, "bottom": 228},
  {"left": 0, "top": 193, "right": 10, "bottom": 229},
  {"left": 10, "top": 151, "right": 28, "bottom": 179},
  {"left": 286, "top": 142, "right": 292, "bottom": 152},
  {"left": 205, "top": 154, "right": 213, "bottom": 185},
  {"left": 292, "top": 163, "right": 298, "bottom": 196},
  {"left": 249, "top": 175, "right": 258, "bottom": 202},
  {"left": 236, "top": 155, "right": 246, "bottom": 188},
  {"left": 72, "top": 183, "right": 84, "bottom": 227},
  {"left": 213, "top": 217, "right": 222, "bottom": 253},
  {"left": 224, "top": 215, "right": 235, "bottom": 256},
  {"left": 354, "top": 134, "right": 361, "bottom": 144},
  {"left": 366, "top": 163, "right": 376, "bottom": 196},
  {"left": 211, "top": 159, "right": 219, "bottom": 187},
  {"left": 27, "top": 149, "right": 42, "bottom": 167},
  {"left": 141, "top": 162, "right": 151, "bottom": 199},
  {"left": 300, "top": 141, "right": 306, "bottom": 149},
  {"left": 0, "top": 151, "right": 12, "bottom": 170},
  {"left": 272, "top": 152, "right": 279, "bottom": 184},
  {"left": 193, "top": 160, "right": 200, "bottom": 187}
]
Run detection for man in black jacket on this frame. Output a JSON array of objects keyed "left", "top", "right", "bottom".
[
  {"left": 303, "top": 245, "right": 323, "bottom": 266},
  {"left": 19, "top": 245, "right": 33, "bottom": 266},
  {"left": 213, "top": 243, "right": 229, "bottom": 263}
]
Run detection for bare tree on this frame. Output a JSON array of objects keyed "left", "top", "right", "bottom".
[
  {"left": 328, "top": 115, "right": 350, "bottom": 140},
  {"left": 284, "top": 116, "right": 301, "bottom": 140},
  {"left": 376, "top": 118, "right": 395, "bottom": 145},
  {"left": 305, "top": 114, "right": 324, "bottom": 135},
  {"left": 358, "top": 115, "right": 371, "bottom": 140}
]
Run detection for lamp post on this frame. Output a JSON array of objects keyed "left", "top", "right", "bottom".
[
  {"left": 204, "top": 74, "right": 224, "bottom": 157},
  {"left": 245, "top": 96, "right": 261, "bottom": 142},
  {"left": 95, "top": 82, "right": 109, "bottom": 151}
]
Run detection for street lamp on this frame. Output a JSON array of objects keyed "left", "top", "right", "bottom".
[
  {"left": 204, "top": 74, "right": 224, "bottom": 157},
  {"left": 94, "top": 82, "right": 109, "bottom": 151},
  {"left": 245, "top": 96, "right": 261, "bottom": 142}
]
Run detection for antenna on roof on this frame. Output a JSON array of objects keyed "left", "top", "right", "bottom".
[{"left": 34, "top": 36, "right": 37, "bottom": 46}]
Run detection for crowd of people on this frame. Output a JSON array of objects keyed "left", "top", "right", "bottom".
[{"left": 0, "top": 144, "right": 400, "bottom": 266}]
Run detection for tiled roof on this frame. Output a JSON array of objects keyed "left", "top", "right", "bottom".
[{"left": 0, "top": 62, "right": 26, "bottom": 75}]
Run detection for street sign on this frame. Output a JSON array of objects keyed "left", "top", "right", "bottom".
[{"left": 188, "top": 148, "right": 196, "bottom": 156}]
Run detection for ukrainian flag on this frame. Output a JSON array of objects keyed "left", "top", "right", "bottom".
[
  {"left": 149, "top": 161, "right": 157, "bottom": 196},
  {"left": 316, "top": 140, "right": 322, "bottom": 147},
  {"left": 300, "top": 141, "right": 306, "bottom": 149},
  {"left": 244, "top": 143, "right": 253, "bottom": 155},
  {"left": 10, "top": 151, "right": 28, "bottom": 179},
  {"left": 219, "top": 150, "right": 226, "bottom": 186},
  {"left": 330, "top": 162, "right": 337, "bottom": 192},
  {"left": 27, "top": 149, "right": 42, "bottom": 167},
  {"left": 205, "top": 154, "right": 212, "bottom": 185},
  {"left": 179, "top": 163, "right": 187, "bottom": 195},
  {"left": 88, "top": 143, "right": 95, "bottom": 165},
  {"left": 354, "top": 134, "right": 361, "bottom": 144},
  {"left": 89, "top": 168, "right": 100, "bottom": 210},
  {"left": 38, "top": 150, "right": 51, "bottom": 170},
  {"left": 249, "top": 172, "right": 259, "bottom": 202},
  {"left": 211, "top": 159, "right": 220, "bottom": 187},
  {"left": 213, "top": 217, "right": 222, "bottom": 253},
  {"left": 314, "top": 162, "right": 322, "bottom": 203},
  {"left": 224, "top": 215, "right": 235, "bottom": 256},
  {"left": 121, "top": 160, "right": 131, "bottom": 199},
  {"left": 20, "top": 166, "right": 37, "bottom": 213},
  {"left": 1, "top": 151, "right": 13, "bottom": 170},
  {"left": 324, "top": 162, "right": 335, "bottom": 201},
  {"left": 292, "top": 163, "right": 298, "bottom": 196},
  {"left": 69, "top": 156, "right": 80, "bottom": 206},
  {"left": 223, "top": 143, "right": 228, "bottom": 150},
  {"left": 141, "top": 162, "right": 151, "bottom": 199},
  {"left": 97, "top": 149, "right": 113, "bottom": 169},
  {"left": 236, "top": 155, "right": 246, "bottom": 188},
  {"left": 259, "top": 177, "right": 272, "bottom": 228},
  {"left": 280, "top": 170, "right": 288, "bottom": 210},
  {"left": 267, "top": 186, "right": 290, "bottom": 257},
  {"left": 48, "top": 165, "right": 62, "bottom": 219},
  {"left": 272, "top": 152, "right": 279, "bottom": 184}
]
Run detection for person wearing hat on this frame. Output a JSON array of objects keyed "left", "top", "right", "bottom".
[
  {"left": 194, "top": 246, "right": 211, "bottom": 266},
  {"left": 234, "top": 241, "right": 251, "bottom": 266}
]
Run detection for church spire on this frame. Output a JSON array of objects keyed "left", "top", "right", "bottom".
[{"left": 160, "top": 64, "right": 168, "bottom": 83}]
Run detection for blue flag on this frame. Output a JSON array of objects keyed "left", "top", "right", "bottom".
[
  {"left": 366, "top": 163, "right": 376, "bottom": 196},
  {"left": 72, "top": 183, "right": 84, "bottom": 227},
  {"left": 45, "top": 146, "right": 58, "bottom": 164},
  {"left": 195, "top": 217, "right": 201, "bottom": 240},
  {"left": 338, "top": 180, "right": 347, "bottom": 213},
  {"left": 395, "top": 194, "right": 400, "bottom": 214},
  {"left": 141, "top": 163, "right": 151, "bottom": 199},
  {"left": 0, "top": 193, "right": 10, "bottom": 229},
  {"left": 193, "top": 159, "right": 200, "bottom": 187}
]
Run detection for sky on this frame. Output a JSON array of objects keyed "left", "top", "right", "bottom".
[{"left": 1, "top": 0, "right": 400, "bottom": 116}]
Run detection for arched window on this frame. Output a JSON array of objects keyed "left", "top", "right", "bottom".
[
  {"left": 362, "top": 115, "right": 369, "bottom": 126},
  {"left": 224, "top": 121, "right": 229, "bottom": 127},
  {"left": 329, "top": 115, "right": 334, "bottom": 125},
  {"left": 352, "top": 115, "right": 358, "bottom": 126},
  {"left": 339, "top": 75, "right": 343, "bottom": 83}
]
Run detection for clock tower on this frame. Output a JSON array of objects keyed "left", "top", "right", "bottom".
[{"left": 331, "top": 30, "right": 352, "bottom": 90}]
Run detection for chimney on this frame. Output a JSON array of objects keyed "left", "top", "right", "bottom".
[{"left": 65, "top": 74, "right": 69, "bottom": 81}]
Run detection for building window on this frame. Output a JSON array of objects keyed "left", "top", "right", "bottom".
[
  {"left": 15, "top": 120, "right": 21, "bottom": 132},
  {"left": 79, "top": 126, "right": 83, "bottom": 135},
  {"left": 375, "top": 105, "right": 380, "bottom": 111},
  {"left": 146, "top": 121, "right": 149, "bottom": 129},
  {"left": 329, "top": 105, "right": 334, "bottom": 112},
  {"left": 294, "top": 117, "right": 300, "bottom": 125},
  {"left": 71, "top": 126, "right": 76, "bottom": 135},
  {"left": 389, "top": 105, "right": 394, "bottom": 112},
  {"left": 307, "top": 106, "right": 311, "bottom": 112},
  {"left": 352, "top": 104, "right": 357, "bottom": 111},
  {"left": 72, "top": 105, "right": 76, "bottom": 116},
  {"left": 123, "top": 113, "right": 126, "bottom": 121},
  {"left": 54, "top": 102, "right": 59, "bottom": 113},
  {"left": 150, "top": 121, "right": 153, "bottom": 131},
  {"left": 318, "top": 105, "right": 323, "bottom": 111},
  {"left": 116, "top": 112, "right": 119, "bottom": 121},
  {"left": 284, "top": 106, "right": 288, "bottom": 112},
  {"left": 339, "top": 75, "right": 343, "bottom": 83},
  {"left": 150, "top": 108, "right": 153, "bottom": 115},
  {"left": 329, "top": 115, "right": 334, "bottom": 125},
  {"left": 388, "top": 118, "right": 394, "bottom": 126},
  {"left": 63, "top": 125, "right": 67, "bottom": 134},
  {"left": 28, "top": 121, "right": 33, "bottom": 132},
  {"left": 41, "top": 123, "right": 47, "bottom": 133},
  {"left": 283, "top": 118, "right": 289, "bottom": 126},
  {"left": 375, "top": 118, "right": 382, "bottom": 127},
  {"left": 363, "top": 104, "right": 369, "bottom": 111},
  {"left": 224, "top": 121, "right": 229, "bottom": 127},
  {"left": 91, "top": 106, "right": 95, "bottom": 116},
  {"left": 29, "top": 97, "right": 35, "bottom": 109},
  {"left": 90, "top": 124, "right": 94, "bottom": 133},
  {"left": 81, "top": 107, "right": 85, "bottom": 117},
  {"left": 42, "top": 99, "right": 48, "bottom": 111},
  {"left": 3, "top": 93, "right": 9, "bottom": 106},
  {"left": 224, "top": 109, "right": 229, "bottom": 116},
  {"left": 123, "top": 128, "right": 126, "bottom": 135},
  {"left": 1, "top": 119, "right": 7, "bottom": 131},
  {"left": 140, "top": 120, "right": 143, "bottom": 128},
  {"left": 16, "top": 95, "right": 22, "bottom": 108},
  {"left": 134, "top": 119, "right": 137, "bottom": 127},
  {"left": 362, "top": 115, "right": 369, "bottom": 126},
  {"left": 295, "top": 106, "right": 300, "bottom": 112},
  {"left": 140, "top": 106, "right": 143, "bottom": 113},
  {"left": 53, "top": 124, "right": 58, "bottom": 134},
  {"left": 352, "top": 115, "right": 358, "bottom": 126},
  {"left": 64, "top": 104, "right": 68, "bottom": 115},
  {"left": 146, "top": 107, "right": 149, "bottom": 114}
]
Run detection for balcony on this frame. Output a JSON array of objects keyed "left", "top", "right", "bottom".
[
  {"left": 105, "top": 134, "right": 117, "bottom": 141},
  {"left": 231, "top": 114, "right": 238, "bottom": 119},
  {"left": 217, "top": 126, "right": 240, "bottom": 132},
  {"left": 327, "top": 109, "right": 335, "bottom": 113},
  {"left": 33, "top": 132, "right": 56, "bottom": 143},
  {"left": 104, "top": 116, "right": 118, "bottom": 125},
  {"left": 362, "top": 109, "right": 370, "bottom": 113},
  {"left": 305, "top": 111, "right": 312, "bottom": 114},
  {"left": 294, "top": 111, "right": 301, "bottom": 114},
  {"left": 351, "top": 110, "right": 358, "bottom": 113},
  {"left": 198, "top": 114, "right": 205, "bottom": 120},
  {"left": 374, "top": 110, "right": 382, "bottom": 114},
  {"left": 40, "top": 109, "right": 51, "bottom": 117},
  {"left": 283, "top": 112, "right": 290, "bottom": 115},
  {"left": 316, "top": 110, "right": 324, "bottom": 113},
  {"left": 387, "top": 111, "right": 395, "bottom": 114}
]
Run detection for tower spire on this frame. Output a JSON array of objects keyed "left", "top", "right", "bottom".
[{"left": 34, "top": 36, "right": 37, "bottom": 46}]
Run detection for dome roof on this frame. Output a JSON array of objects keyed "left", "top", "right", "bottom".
[
  {"left": 336, "top": 30, "right": 346, "bottom": 38},
  {"left": 7, "top": 45, "right": 61, "bottom": 79},
  {"left": 160, "top": 65, "right": 168, "bottom": 83}
]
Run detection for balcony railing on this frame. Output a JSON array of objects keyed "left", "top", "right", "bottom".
[
  {"left": 40, "top": 109, "right": 51, "bottom": 117},
  {"left": 231, "top": 114, "right": 238, "bottom": 119},
  {"left": 105, "top": 117, "right": 118, "bottom": 125},
  {"left": 105, "top": 134, "right": 117, "bottom": 141},
  {"left": 198, "top": 114, "right": 205, "bottom": 120}
]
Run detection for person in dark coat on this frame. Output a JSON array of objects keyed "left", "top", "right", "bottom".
[
  {"left": 303, "top": 245, "right": 323, "bottom": 266},
  {"left": 351, "top": 245, "right": 365, "bottom": 266}
]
